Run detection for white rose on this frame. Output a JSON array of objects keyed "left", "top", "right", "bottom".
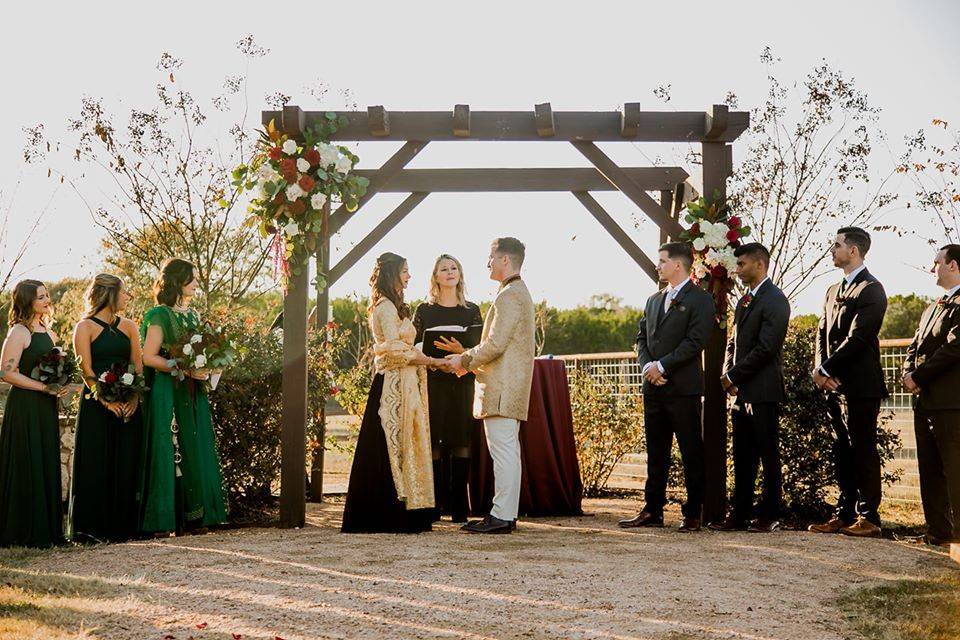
[
  {"left": 194, "top": 355, "right": 207, "bottom": 368},
  {"left": 705, "top": 248, "right": 720, "bottom": 267},
  {"left": 99, "top": 371, "right": 110, "bottom": 382},
  {"left": 257, "top": 164, "right": 278, "bottom": 181},
  {"left": 286, "top": 183, "right": 305, "bottom": 202},
  {"left": 335, "top": 155, "right": 353, "bottom": 174},
  {"left": 296, "top": 158, "right": 310, "bottom": 173},
  {"left": 121, "top": 373, "right": 134, "bottom": 385},
  {"left": 318, "top": 144, "right": 339, "bottom": 167},
  {"left": 191, "top": 334, "right": 202, "bottom": 344},
  {"left": 310, "top": 192, "right": 327, "bottom": 210},
  {"left": 694, "top": 262, "right": 708, "bottom": 280},
  {"left": 692, "top": 237, "right": 707, "bottom": 252},
  {"left": 282, "top": 139, "right": 298, "bottom": 155},
  {"left": 284, "top": 220, "right": 300, "bottom": 237},
  {"left": 182, "top": 343, "right": 193, "bottom": 356}
]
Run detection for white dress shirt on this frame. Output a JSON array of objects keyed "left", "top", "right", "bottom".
[{"left": 643, "top": 278, "right": 692, "bottom": 376}]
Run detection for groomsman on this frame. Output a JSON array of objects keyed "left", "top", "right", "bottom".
[
  {"left": 709, "top": 243, "right": 791, "bottom": 533},
  {"left": 810, "top": 227, "right": 888, "bottom": 538},
  {"left": 902, "top": 244, "right": 960, "bottom": 547},
  {"left": 619, "top": 242, "right": 716, "bottom": 532}
]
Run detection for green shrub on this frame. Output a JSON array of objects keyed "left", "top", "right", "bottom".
[
  {"left": 569, "top": 368, "right": 645, "bottom": 496},
  {"left": 334, "top": 350, "right": 373, "bottom": 417}
]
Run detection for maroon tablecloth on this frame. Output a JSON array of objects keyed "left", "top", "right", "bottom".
[{"left": 469, "top": 359, "right": 583, "bottom": 517}]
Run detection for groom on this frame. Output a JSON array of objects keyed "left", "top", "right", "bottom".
[{"left": 444, "top": 237, "right": 535, "bottom": 534}]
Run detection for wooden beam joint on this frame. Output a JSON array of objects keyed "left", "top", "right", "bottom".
[
  {"left": 367, "top": 105, "right": 390, "bottom": 136},
  {"left": 281, "top": 105, "right": 305, "bottom": 139},
  {"left": 453, "top": 104, "right": 471, "bottom": 137},
  {"left": 704, "top": 104, "right": 729, "bottom": 140},
  {"left": 620, "top": 102, "right": 641, "bottom": 138},
  {"left": 534, "top": 102, "right": 555, "bottom": 137}
]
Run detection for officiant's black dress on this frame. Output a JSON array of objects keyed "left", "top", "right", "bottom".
[{"left": 413, "top": 302, "right": 483, "bottom": 451}]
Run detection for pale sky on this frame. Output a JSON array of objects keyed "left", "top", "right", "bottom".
[{"left": 2, "top": 0, "right": 959, "bottom": 316}]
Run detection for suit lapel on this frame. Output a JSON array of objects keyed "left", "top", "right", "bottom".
[
  {"left": 659, "top": 282, "right": 693, "bottom": 328},
  {"left": 738, "top": 280, "right": 769, "bottom": 326},
  {"left": 920, "top": 291, "right": 959, "bottom": 341},
  {"left": 649, "top": 289, "right": 666, "bottom": 334}
]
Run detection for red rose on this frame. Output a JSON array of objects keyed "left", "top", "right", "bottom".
[
  {"left": 298, "top": 175, "right": 316, "bottom": 192},
  {"left": 103, "top": 372, "right": 118, "bottom": 384},
  {"left": 690, "top": 223, "right": 700, "bottom": 236},
  {"left": 710, "top": 265, "right": 727, "bottom": 279},
  {"left": 326, "top": 320, "right": 338, "bottom": 330},
  {"left": 728, "top": 216, "right": 741, "bottom": 229},
  {"left": 330, "top": 386, "right": 340, "bottom": 396},
  {"left": 304, "top": 148, "right": 321, "bottom": 166},
  {"left": 726, "top": 229, "right": 741, "bottom": 242},
  {"left": 280, "top": 158, "right": 296, "bottom": 174},
  {"left": 268, "top": 147, "right": 283, "bottom": 160},
  {"left": 272, "top": 193, "right": 284, "bottom": 206},
  {"left": 290, "top": 199, "right": 306, "bottom": 217}
]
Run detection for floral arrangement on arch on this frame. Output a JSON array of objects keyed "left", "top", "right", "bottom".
[
  {"left": 678, "top": 195, "right": 751, "bottom": 326},
  {"left": 231, "top": 114, "right": 370, "bottom": 289}
]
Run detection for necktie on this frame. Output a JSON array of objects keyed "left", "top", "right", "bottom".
[{"left": 664, "top": 288, "right": 674, "bottom": 313}]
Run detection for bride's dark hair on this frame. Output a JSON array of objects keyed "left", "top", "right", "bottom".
[{"left": 368, "top": 252, "right": 410, "bottom": 319}]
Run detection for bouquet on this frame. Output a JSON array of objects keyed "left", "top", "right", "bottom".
[
  {"left": 167, "top": 322, "right": 240, "bottom": 389},
  {"left": 90, "top": 362, "right": 148, "bottom": 403},
  {"left": 678, "top": 195, "right": 751, "bottom": 328},
  {"left": 29, "top": 346, "right": 79, "bottom": 391}
]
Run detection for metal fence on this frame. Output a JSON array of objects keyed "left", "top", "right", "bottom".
[{"left": 554, "top": 339, "right": 914, "bottom": 411}]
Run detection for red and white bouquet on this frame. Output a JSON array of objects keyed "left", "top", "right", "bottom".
[
  {"left": 90, "top": 362, "right": 148, "bottom": 404},
  {"left": 679, "top": 196, "right": 751, "bottom": 326},
  {"left": 167, "top": 321, "right": 240, "bottom": 389},
  {"left": 231, "top": 116, "right": 370, "bottom": 289},
  {"left": 29, "top": 346, "right": 79, "bottom": 391}
]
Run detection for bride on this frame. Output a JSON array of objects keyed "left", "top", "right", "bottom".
[{"left": 341, "top": 252, "right": 447, "bottom": 533}]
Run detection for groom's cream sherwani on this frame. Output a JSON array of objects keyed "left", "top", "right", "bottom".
[{"left": 461, "top": 275, "right": 535, "bottom": 521}]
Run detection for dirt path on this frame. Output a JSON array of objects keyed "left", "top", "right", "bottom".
[{"left": 1, "top": 498, "right": 955, "bottom": 640}]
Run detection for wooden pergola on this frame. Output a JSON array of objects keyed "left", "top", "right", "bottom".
[{"left": 263, "top": 103, "right": 749, "bottom": 528}]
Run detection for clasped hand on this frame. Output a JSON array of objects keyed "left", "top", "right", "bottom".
[
  {"left": 643, "top": 362, "right": 668, "bottom": 386},
  {"left": 428, "top": 354, "right": 468, "bottom": 377},
  {"left": 812, "top": 370, "right": 841, "bottom": 392}
]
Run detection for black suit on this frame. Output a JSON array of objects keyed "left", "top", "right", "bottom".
[
  {"left": 636, "top": 280, "right": 716, "bottom": 519},
  {"left": 724, "top": 279, "right": 791, "bottom": 521},
  {"left": 903, "top": 288, "right": 960, "bottom": 541},
  {"left": 815, "top": 267, "right": 888, "bottom": 525}
]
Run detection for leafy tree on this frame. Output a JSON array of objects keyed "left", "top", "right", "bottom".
[
  {"left": 881, "top": 294, "right": 932, "bottom": 340},
  {"left": 898, "top": 118, "right": 960, "bottom": 243}
]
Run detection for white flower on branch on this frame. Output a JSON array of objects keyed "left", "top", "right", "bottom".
[
  {"left": 282, "top": 139, "right": 298, "bottom": 155},
  {"left": 311, "top": 192, "right": 327, "bottom": 210},
  {"left": 286, "top": 183, "right": 305, "bottom": 201},
  {"left": 335, "top": 155, "right": 353, "bottom": 174},
  {"left": 296, "top": 158, "right": 310, "bottom": 173},
  {"left": 284, "top": 220, "right": 300, "bottom": 237}
]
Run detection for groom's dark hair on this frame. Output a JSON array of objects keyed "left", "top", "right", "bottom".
[
  {"left": 659, "top": 242, "right": 693, "bottom": 271},
  {"left": 942, "top": 244, "right": 960, "bottom": 269},
  {"left": 493, "top": 237, "right": 525, "bottom": 268},
  {"left": 838, "top": 226, "right": 871, "bottom": 257}
]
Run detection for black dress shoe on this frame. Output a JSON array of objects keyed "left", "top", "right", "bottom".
[
  {"left": 678, "top": 517, "right": 701, "bottom": 533},
  {"left": 923, "top": 533, "right": 957, "bottom": 548},
  {"left": 747, "top": 518, "right": 781, "bottom": 533},
  {"left": 618, "top": 511, "right": 664, "bottom": 528},
  {"left": 708, "top": 516, "right": 747, "bottom": 531},
  {"left": 461, "top": 515, "right": 512, "bottom": 534}
]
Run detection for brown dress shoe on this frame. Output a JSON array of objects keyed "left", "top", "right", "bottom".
[
  {"left": 840, "top": 517, "right": 882, "bottom": 538},
  {"left": 707, "top": 516, "right": 747, "bottom": 531},
  {"left": 808, "top": 517, "right": 851, "bottom": 534},
  {"left": 922, "top": 533, "right": 956, "bottom": 548},
  {"left": 618, "top": 511, "right": 664, "bottom": 528},
  {"left": 678, "top": 517, "right": 701, "bottom": 532},
  {"left": 747, "top": 518, "right": 781, "bottom": 533}
]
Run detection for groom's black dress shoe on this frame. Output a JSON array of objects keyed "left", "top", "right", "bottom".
[
  {"left": 618, "top": 511, "right": 664, "bottom": 528},
  {"left": 460, "top": 515, "right": 513, "bottom": 534}
]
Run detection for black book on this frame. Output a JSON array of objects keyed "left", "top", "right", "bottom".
[{"left": 421, "top": 324, "right": 483, "bottom": 359}]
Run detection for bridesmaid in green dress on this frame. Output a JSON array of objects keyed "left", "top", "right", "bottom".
[
  {"left": 139, "top": 258, "right": 227, "bottom": 535},
  {"left": 0, "top": 280, "right": 70, "bottom": 547},
  {"left": 69, "top": 274, "right": 145, "bottom": 542}
]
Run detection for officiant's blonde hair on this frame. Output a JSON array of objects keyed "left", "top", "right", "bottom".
[{"left": 428, "top": 254, "right": 467, "bottom": 307}]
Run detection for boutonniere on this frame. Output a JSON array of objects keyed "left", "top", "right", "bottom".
[
  {"left": 741, "top": 293, "right": 754, "bottom": 309},
  {"left": 675, "top": 304, "right": 687, "bottom": 313}
]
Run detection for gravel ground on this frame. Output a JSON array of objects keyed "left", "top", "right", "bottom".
[{"left": 1, "top": 497, "right": 955, "bottom": 640}]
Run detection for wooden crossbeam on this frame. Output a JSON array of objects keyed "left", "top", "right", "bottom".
[
  {"left": 453, "top": 104, "right": 471, "bottom": 137},
  {"left": 328, "top": 192, "right": 430, "bottom": 286},
  {"left": 704, "top": 104, "right": 729, "bottom": 140},
  {"left": 572, "top": 141, "right": 685, "bottom": 238},
  {"left": 620, "top": 103, "right": 641, "bottom": 137},
  {"left": 572, "top": 191, "right": 659, "bottom": 283},
  {"left": 350, "top": 167, "right": 689, "bottom": 192},
  {"left": 367, "top": 105, "right": 390, "bottom": 136},
  {"left": 263, "top": 109, "right": 750, "bottom": 142},
  {"left": 328, "top": 141, "right": 428, "bottom": 236},
  {"left": 534, "top": 103, "right": 555, "bottom": 137}
]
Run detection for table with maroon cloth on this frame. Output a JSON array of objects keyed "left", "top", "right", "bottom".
[{"left": 468, "top": 359, "right": 583, "bottom": 517}]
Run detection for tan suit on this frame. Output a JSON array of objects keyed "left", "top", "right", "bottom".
[
  {"left": 462, "top": 275, "right": 535, "bottom": 521},
  {"left": 464, "top": 277, "right": 536, "bottom": 421}
]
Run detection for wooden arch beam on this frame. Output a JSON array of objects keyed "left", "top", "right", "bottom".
[
  {"left": 572, "top": 191, "right": 659, "bottom": 283},
  {"left": 328, "top": 192, "right": 430, "bottom": 286}
]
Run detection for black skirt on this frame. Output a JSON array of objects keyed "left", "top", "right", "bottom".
[
  {"left": 427, "top": 372, "right": 479, "bottom": 451},
  {"left": 341, "top": 374, "right": 434, "bottom": 533}
]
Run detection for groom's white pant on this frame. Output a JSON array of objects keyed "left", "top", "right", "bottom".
[{"left": 483, "top": 416, "right": 521, "bottom": 521}]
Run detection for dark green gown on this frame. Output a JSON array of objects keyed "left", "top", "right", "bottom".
[
  {"left": 0, "top": 330, "right": 63, "bottom": 547},
  {"left": 139, "top": 306, "right": 227, "bottom": 533},
  {"left": 68, "top": 316, "right": 144, "bottom": 542}
]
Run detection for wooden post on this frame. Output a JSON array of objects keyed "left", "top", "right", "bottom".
[
  {"left": 659, "top": 190, "right": 672, "bottom": 246},
  {"left": 280, "top": 259, "right": 309, "bottom": 528},
  {"left": 309, "top": 201, "right": 331, "bottom": 502},
  {"left": 701, "top": 141, "right": 733, "bottom": 525}
]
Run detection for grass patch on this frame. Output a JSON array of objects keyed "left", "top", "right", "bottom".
[{"left": 839, "top": 572, "right": 960, "bottom": 640}]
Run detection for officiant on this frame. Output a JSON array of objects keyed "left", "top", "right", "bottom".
[{"left": 413, "top": 254, "right": 483, "bottom": 523}]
